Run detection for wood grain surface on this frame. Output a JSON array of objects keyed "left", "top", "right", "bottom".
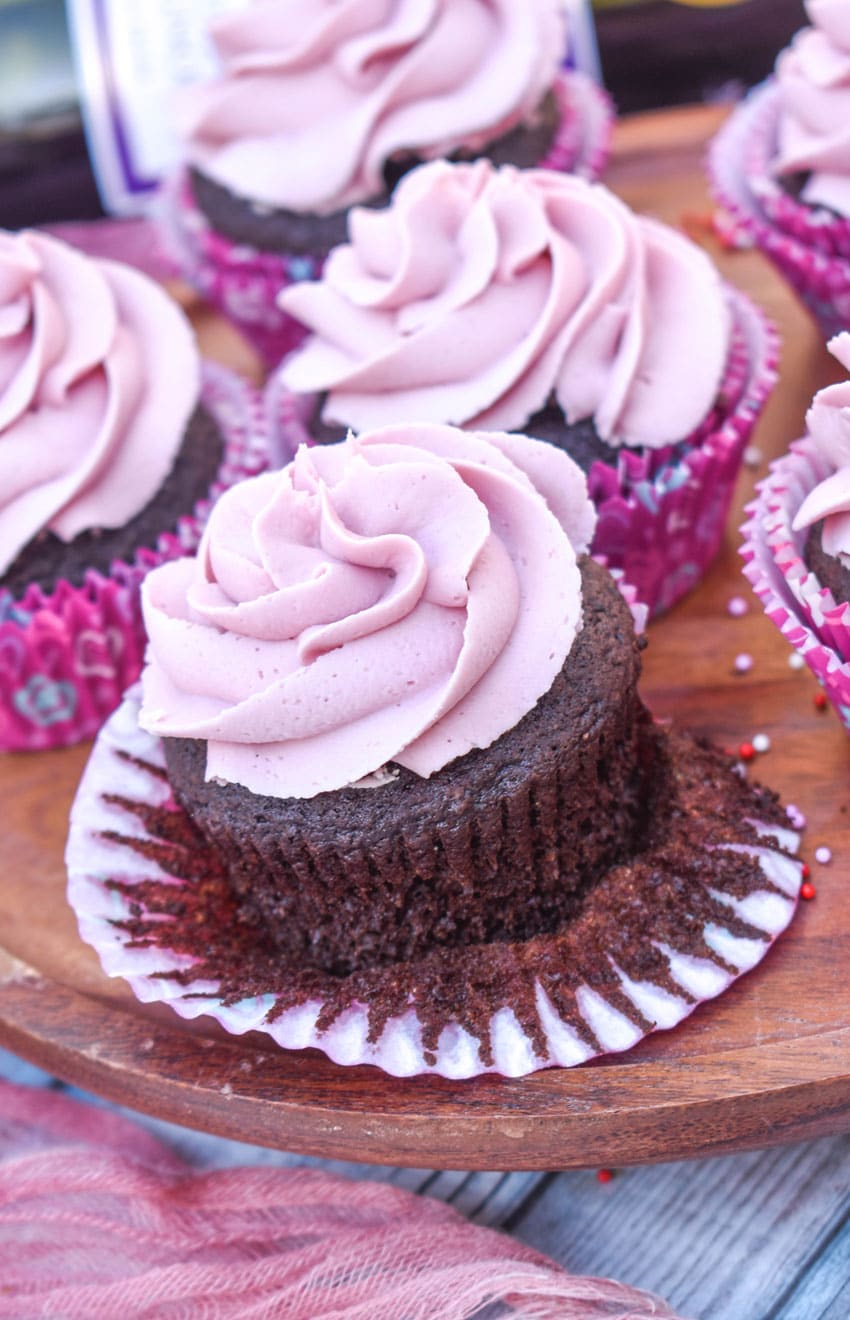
[{"left": 1, "top": 105, "right": 848, "bottom": 1172}]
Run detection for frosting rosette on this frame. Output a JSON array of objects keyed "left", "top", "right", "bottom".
[
  {"left": 792, "top": 331, "right": 850, "bottom": 559},
  {"left": 280, "top": 160, "right": 731, "bottom": 449},
  {"left": 0, "top": 229, "right": 199, "bottom": 578},
  {"left": 139, "top": 423, "right": 595, "bottom": 798},
  {"left": 774, "top": 0, "right": 850, "bottom": 216},
  {"left": 178, "top": 0, "right": 567, "bottom": 215}
]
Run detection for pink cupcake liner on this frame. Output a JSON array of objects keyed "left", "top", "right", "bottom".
[
  {"left": 269, "top": 286, "right": 776, "bottom": 620},
  {"left": 66, "top": 686, "right": 802, "bottom": 1081},
  {"left": 742, "top": 438, "right": 850, "bottom": 732},
  {"left": 710, "top": 83, "right": 850, "bottom": 340},
  {"left": 0, "top": 364, "right": 268, "bottom": 753},
  {"left": 157, "top": 70, "right": 614, "bottom": 370}
]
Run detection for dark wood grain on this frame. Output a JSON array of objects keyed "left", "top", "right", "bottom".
[{"left": 1, "top": 105, "right": 848, "bottom": 1171}]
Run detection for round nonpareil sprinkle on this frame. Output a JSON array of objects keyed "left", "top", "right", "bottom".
[
  {"left": 815, "top": 846, "right": 832, "bottom": 865},
  {"left": 786, "top": 805, "right": 807, "bottom": 831},
  {"left": 752, "top": 733, "right": 771, "bottom": 754},
  {"left": 743, "top": 445, "right": 763, "bottom": 468},
  {"left": 814, "top": 691, "right": 829, "bottom": 710},
  {"left": 800, "top": 881, "right": 816, "bottom": 901},
  {"left": 727, "top": 596, "right": 748, "bottom": 617},
  {"left": 788, "top": 653, "right": 806, "bottom": 671},
  {"left": 734, "top": 653, "right": 753, "bottom": 675},
  {"left": 596, "top": 1169, "right": 614, "bottom": 1184},
  {"left": 738, "top": 742, "right": 756, "bottom": 761}
]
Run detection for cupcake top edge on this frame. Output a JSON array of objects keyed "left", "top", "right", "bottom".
[
  {"left": 177, "top": 0, "right": 568, "bottom": 215},
  {"left": 139, "top": 422, "right": 595, "bottom": 799},
  {"left": 280, "top": 159, "right": 732, "bottom": 451},
  {"left": 793, "top": 331, "right": 850, "bottom": 559},
  {"left": 773, "top": 0, "right": 850, "bottom": 216},
  {"left": 0, "top": 228, "right": 200, "bottom": 580}
]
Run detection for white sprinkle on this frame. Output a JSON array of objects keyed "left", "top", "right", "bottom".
[
  {"left": 727, "top": 596, "right": 749, "bottom": 617},
  {"left": 744, "top": 445, "right": 764, "bottom": 468},
  {"left": 734, "top": 652, "right": 754, "bottom": 674},
  {"left": 786, "top": 804, "right": 808, "bottom": 830},
  {"left": 815, "top": 846, "right": 833, "bottom": 865},
  {"left": 788, "top": 653, "right": 806, "bottom": 671},
  {"left": 752, "top": 733, "right": 771, "bottom": 753}
]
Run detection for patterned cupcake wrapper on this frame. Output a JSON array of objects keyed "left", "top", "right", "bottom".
[
  {"left": 157, "top": 70, "right": 613, "bottom": 370},
  {"left": 741, "top": 438, "right": 850, "bottom": 732},
  {"left": 268, "top": 284, "right": 776, "bottom": 620},
  {"left": 66, "top": 686, "right": 802, "bottom": 1081},
  {"left": 709, "top": 84, "right": 850, "bottom": 340},
  {"left": 0, "top": 364, "right": 268, "bottom": 753}
]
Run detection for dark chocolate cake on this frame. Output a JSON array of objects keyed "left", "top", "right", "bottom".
[
  {"left": 163, "top": 557, "right": 650, "bottom": 975},
  {"left": 803, "top": 519, "right": 850, "bottom": 607},
  {"left": 187, "top": 92, "right": 559, "bottom": 255},
  {"left": 3, "top": 406, "right": 224, "bottom": 598}
]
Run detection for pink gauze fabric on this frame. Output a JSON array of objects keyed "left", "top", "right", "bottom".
[{"left": 0, "top": 1081, "right": 681, "bottom": 1319}]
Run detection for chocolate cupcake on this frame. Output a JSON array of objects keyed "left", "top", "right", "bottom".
[
  {"left": 67, "top": 425, "right": 803, "bottom": 1079},
  {"left": 0, "top": 228, "right": 266, "bottom": 751},
  {"left": 158, "top": 0, "right": 613, "bottom": 366},
  {"left": 743, "top": 332, "right": 850, "bottom": 730},
  {"left": 273, "top": 160, "right": 777, "bottom": 617},
  {"left": 709, "top": 2, "right": 850, "bottom": 338}
]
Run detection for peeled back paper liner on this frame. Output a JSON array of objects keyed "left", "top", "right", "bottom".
[
  {"left": 709, "top": 82, "right": 850, "bottom": 339},
  {"left": 157, "top": 70, "right": 614, "bottom": 370},
  {"left": 0, "top": 364, "right": 268, "bottom": 753},
  {"left": 67, "top": 686, "right": 802, "bottom": 1081},
  {"left": 268, "top": 284, "right": 777, "bottom": 620},
  {"left": 742, "top": 437, "right": 850, "bottom": 732}
]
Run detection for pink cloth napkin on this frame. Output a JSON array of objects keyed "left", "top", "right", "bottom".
[{"left": 0, "top": 1080, "right": 679, "bottom": 1318}]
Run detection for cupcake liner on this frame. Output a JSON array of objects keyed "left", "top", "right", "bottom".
[
  {"left": 269, "top": 285, "right": 776, "bottom": 620},
  {"left": 741, "top": 438, "right": 850, "bottom": 731},
  {"left": 0, "top": 364, "right": 268, "bottom": 753},
  {"left": 158, "top": 70, "right": 613, "bottom": 370},
  {"left": 709, "top": 83, "right": 850, "bottom": 340},
  {"left": 66, "top": 685, "right": 802, "bottom": 1081}
]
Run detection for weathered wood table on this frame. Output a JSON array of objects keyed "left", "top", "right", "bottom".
[{"left": 1, "top": 105, "right": 848, "bottom": 1318}]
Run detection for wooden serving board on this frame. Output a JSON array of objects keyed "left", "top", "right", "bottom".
[{"left": 1, "top": 106, "right": 848, "bottom": 1172}]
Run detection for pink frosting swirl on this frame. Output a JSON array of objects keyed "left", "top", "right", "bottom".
[
  {"left": 280, "top": 160, "right": 731, "bottom": 449},
  {"left": 793, "top": 332, "right": 850, "bottom": 560},
  {"left": 139, "top": 424, "right": 595, "bottom": 798},
  {"left": 774, "top": 0, "right": 850, "bottom": 216},
  {"left": 0, "top": 229, "right": 200, "bottom": 579},
  {"left": 178, "top": 0, "right": 566, "bottom": 214}
]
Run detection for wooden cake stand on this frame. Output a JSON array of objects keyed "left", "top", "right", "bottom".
[{"left": 1, "top": 106, "right": 848, "bottom": 1171}]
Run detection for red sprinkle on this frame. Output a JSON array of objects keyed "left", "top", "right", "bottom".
[
  {"left": 801, "top": 863, "right": 811, "bottom": 880},
  {"left": 814, "top": 691, "right": 829, "bottom": 711},
  {"left": 738, "top": 742, "right": 756, "bottom": 761},
  {"left": 801, "top": 881, "right": 816, "bottom": 901},
  {"left": 596, "top": 1169, "right": 614, "bottom": 1184}
]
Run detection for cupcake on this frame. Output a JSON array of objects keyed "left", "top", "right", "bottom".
[
  {"left": 67, "top": 425, "right": 803, "bottom": 1079},
  {"left": 272, "top": 159, "right": 777, "bottom": 617},
  {"left": 743, "top": 331, "right": 850, "bottom": 730},
  {"left": 709, "top": 1, "right": 850, "bottom": 338},
  {"left": 0, "top": 228, "right": 266, "bottom": 752},
  {"left": 158, "top": 0, "right": 613, "bottom": 367}
]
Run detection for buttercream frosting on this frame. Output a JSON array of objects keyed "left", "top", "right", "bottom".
[
  {"left": 774, "top": 0, "right": 850, "bottom": 216},
  {"left": 280, "top": 160, "right": 731, "bottom": 449},
  {"left": 139, "top": 423, "right": 595, "bottom": 798},
  {"left": 178, "top": 0, "right": 567, "bottom": 215},
  {"left": 793, "top": 332, "right": 850, "bottom": 562},
  {"left": 0, "top": 229, "right": 200, "bottom": 579}
]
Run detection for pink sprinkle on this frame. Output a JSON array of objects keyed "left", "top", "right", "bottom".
[
  {"left": 734, "top": 653, "right": 753, "bottom": 675},
  {"left": 815, "top": 846, "right": 832, "bottom": 865},
  {"left": 727, "top": 597, "right": 748, "bottom": 617},
  {"left": 786, "top": 804, "right": 808, "bottom": 830},
  {"left": 744, "top": 445, "right": 764, "bottom": 469}
]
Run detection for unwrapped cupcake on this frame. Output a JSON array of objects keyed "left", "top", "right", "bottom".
[
  {"left": 68, "top": 425, "right": 802, "bottom": 1079},
  {"left": 0, "top": 228, "right": 266, "bottom": 751},
  {"left": 710, "top": 0, "right": 850, "bottom": 338},
  {"left": 158, "top": 0, "right": 613, "bottom": 366},
  {"left": 272, "top": 159, "right": 777, "bottom": 616},
  {"left": 743, "top": 331, "right": 850, "bottom": 729}
]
